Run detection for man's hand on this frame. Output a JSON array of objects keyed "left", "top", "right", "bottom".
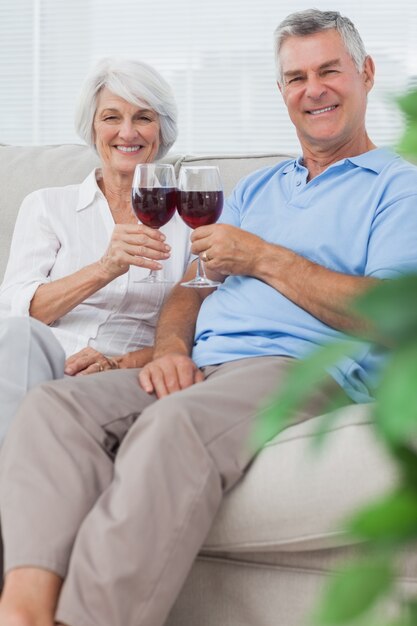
[
  {"left": 191, "top": 223, "right": 265, "bottom": 277},
  {"left": 65, "top": 347, "right": 119, "bottom": 376},
  {"left": 138, "top": 353, "right": 204, "bottom": 398}
]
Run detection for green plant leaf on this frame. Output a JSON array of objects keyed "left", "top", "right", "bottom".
[
  {"left": 309, "top": 391, "right": 371, "bottom": 451},
  {"left": 405, "top": 598, "right": 417, "bottom": 621},
  {"left": 254, "top": 339, "right": 361, "bottom": 448},
  {"left": 353, "top": 275, "right": 417, "bottom": 345},
  {"left": 378, "top": 599, "right": 417, "bottom": 626},
  {"left": 312, "top": 556, "right": 394, "bottom": 624},
  {"left": 397, "top": 90, "right": 417, "bottom": 120},
  {"left": 397, "top": 124, "right": 417, "bottom": 163},
  {"left": 389, "top": 443, "right": 417, "bottom": 491},
  {"left": 347, "top": 489, "right": 417, "bottom": 545},
  {"left": 374, "top": 343, "right": 417, "bottom": 444},
  {"left": 378, "top": 616, "right": 417, "bottom": 626}
]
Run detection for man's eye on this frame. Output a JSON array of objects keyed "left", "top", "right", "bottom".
[{"left": 288, "top": 76, "right": 302, "bottom": 84}]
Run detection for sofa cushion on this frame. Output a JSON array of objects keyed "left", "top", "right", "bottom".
[
  {"left": 0, "top": 144, "right": 100, "bottom": 278},
  {"left": 202, "top": 403, "right": 398, "bottom": 552}
]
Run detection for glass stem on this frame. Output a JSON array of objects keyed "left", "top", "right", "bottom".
[
  {"left": 197, "top": 255, "right": 207, "bottom": 281},
  {"left": 144, "top": 268, "right": 160, "bottom": 283}
]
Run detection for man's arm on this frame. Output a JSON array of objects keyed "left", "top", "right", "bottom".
[
  {"left": 256, "top": 242, "right": 377, "bottom": 333},
  {"left": 139, "top": 262, "right": 212, "bottom": 398},
  {"left": 192, "top": 224, "right": 377, "bottom": 334}
]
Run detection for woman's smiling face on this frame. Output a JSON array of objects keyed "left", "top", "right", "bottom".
[{"left": 93, "top": 87, "right": 161, "bottom": 178}]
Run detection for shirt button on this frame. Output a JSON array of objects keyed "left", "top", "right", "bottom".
[{"left": 296, "top": 180, "right": 301, "bottom": 187}]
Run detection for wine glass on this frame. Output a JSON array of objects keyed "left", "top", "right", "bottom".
[
  {"left": 131, "top": 163, "right": 177, "bottom": 283},
  {"left": 177, "top": 165, "right": 224, "bottom": 288}
]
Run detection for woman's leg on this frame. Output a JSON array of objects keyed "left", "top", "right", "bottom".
[
  {"left": 0, "top": 316, "right": 65, "bottom": 445},
  {"left": 0, "top": 368, "right": 156, "bottom": 626}
]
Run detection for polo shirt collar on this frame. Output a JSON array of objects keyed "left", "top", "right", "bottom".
[
  {"left": 282, "top": 160, "right": 297, "bottom": 174},
  {"left": 346, "top": 147, "right": 396, "bottom": 173},
  {"left": 76, "top": 168, "right": 104, "bottom": 211},
  {"left": 288, "top": 147, "right": 395, "bottom": 176}
]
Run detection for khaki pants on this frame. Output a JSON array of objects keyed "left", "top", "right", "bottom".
[{"left": 0, "top": 356, "right": 346, "bottom": 626}]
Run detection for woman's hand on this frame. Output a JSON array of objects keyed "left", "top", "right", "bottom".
[
  {"left": 64, "top": 347, "right": 120, "bottom": 376},
  {"left": 65, "top": 346, "right": 155, "bottom": 376},
  {"left": 100, "top": 223, "right": 171, "bottom": 279}
]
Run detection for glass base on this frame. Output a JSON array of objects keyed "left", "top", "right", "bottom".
[
  {"left": 180, "top": 276, "right": 221, "bottom": 288},
  {"left": 133, "top": 268, "right": 173, "bottom": 284},
  {"left": 134, "top": 276, "right": 173, "bottom": 284}
]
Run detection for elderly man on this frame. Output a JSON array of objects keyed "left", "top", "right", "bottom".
[{"left": 1, "top": 9, "right": 417, "bottom": 626}]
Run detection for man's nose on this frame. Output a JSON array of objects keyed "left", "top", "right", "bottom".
[{"left": 305, "top": 75, "right": 326, "bottom": 99}]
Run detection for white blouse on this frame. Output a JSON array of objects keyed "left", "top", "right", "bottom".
[{"left": 0, "top": 169, "right": 192, "bottom": 358}]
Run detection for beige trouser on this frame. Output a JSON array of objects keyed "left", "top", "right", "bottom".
[{"left": 0, "top": 356, "right": 348, "bottom": 626}]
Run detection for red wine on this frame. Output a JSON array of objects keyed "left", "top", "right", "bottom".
[
  {"left": 178, "top": 190, "right": 223, "bottom": 229},
  {"left": 132, "top": 187, "right": 177, "bottom": 228}
]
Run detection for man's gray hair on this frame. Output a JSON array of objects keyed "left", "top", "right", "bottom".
[
  {"left": 274, "top": 9, "right": 367, "bottom": 84},
  {"left": 74, "top": 57, "right": 177, "bottom": 160}
]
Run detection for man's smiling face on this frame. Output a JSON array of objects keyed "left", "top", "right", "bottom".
[{"left": 278, "top": 29, "right": 374, "bottom": 154}]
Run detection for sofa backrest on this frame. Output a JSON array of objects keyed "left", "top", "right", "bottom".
[
  {"left": 0, "top": 144, "right": 292, "bottom": 280},
  {"left": 175, "top": 153, "right": 291, "bottom": 197}
]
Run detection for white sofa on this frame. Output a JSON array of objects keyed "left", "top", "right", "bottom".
[{"left": 1, "top": 143, "right": 416, "bottom": 625}]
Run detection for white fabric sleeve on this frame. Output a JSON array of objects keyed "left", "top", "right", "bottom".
[{"left": 0, "top": 190, "right": 60, "bottom": 315}]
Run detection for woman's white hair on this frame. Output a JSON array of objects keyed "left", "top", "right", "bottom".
[
  {"left": 274, "top": 9, "right": 367, "bottom": 84},
  {"left": 74, "top": 57, "right": 178, "bottom": 160}
]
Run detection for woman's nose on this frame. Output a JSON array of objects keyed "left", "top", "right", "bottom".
[{"left": 119, "top": 120, "right": 138, "bottom": 140}]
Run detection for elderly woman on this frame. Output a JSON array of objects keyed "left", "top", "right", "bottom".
[{"left": 0, "top": 57, "right": 191, "bottom": 440}]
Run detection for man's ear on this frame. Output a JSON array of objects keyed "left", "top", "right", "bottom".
[{"left": 363, "top": 55, "right": 375, "bottom": 93}]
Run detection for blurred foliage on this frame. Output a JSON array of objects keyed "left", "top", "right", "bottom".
[
  {"left": 260, "top": 276, "right": 417, "bottom": 626},
  {"left": 259, "top": 89, "right": 417, "bottom": 626},
  {"left": 397, "top": 90, "right": 417, "bottom": 161}
]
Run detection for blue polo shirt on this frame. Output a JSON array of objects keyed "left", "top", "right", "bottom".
[{"left": 191, "top": 148, "right": 417, "bottom": 402}]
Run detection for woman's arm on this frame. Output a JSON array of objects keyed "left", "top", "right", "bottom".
[
  {"left": 1, "top": 191, "right": 170, "bottom": 324},
  {"left": 30, "top": 223, "right": 170, "bottom": 325}
]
